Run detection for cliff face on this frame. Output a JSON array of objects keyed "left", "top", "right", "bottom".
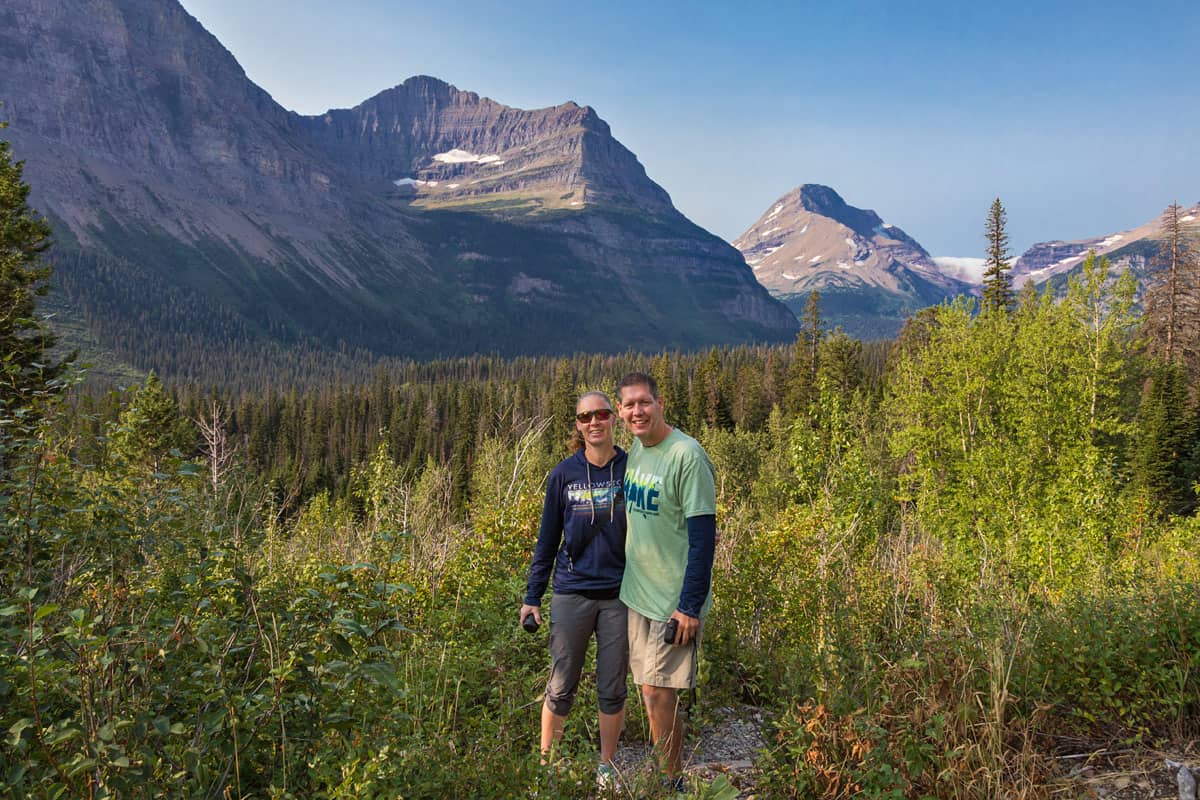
[
  {"left": 299, "top": 76, "right": 675, "bottom": 215},
  {"left": 1, "top": 0, "right": 338, "bottom": 212},
  {"left": 0, "top": 0, "right": 795, "bottom": 373},
  {"left": 735, "top": 185, "right": 972, "bottom": 338}
]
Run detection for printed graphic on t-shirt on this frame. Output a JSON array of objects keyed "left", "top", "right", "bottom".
[
  {"left": 566, "top": 480, "right": 622, "bottom": 513},
  {"left": 624, "top": 466, "right": 663, "bottom": 516}
]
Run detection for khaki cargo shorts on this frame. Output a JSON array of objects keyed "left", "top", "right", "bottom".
[{"left": 627, "top": 607, "right": 701, "bottom": 689}]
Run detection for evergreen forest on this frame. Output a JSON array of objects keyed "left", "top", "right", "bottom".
[{"left": 4, "top": 128, "right": 1200, "bottom": 798}]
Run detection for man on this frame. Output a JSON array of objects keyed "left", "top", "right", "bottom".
[{"left": 615, "top": 371, "right": 717, "bottom": 790}]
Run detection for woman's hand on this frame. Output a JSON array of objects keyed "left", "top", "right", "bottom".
[{"left": 519, "top": 603, "right": 542, "bottom": 627}]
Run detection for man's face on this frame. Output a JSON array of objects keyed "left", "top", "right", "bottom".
[{"left": 618, "top": 382, "right": 665, "bottom": 443}]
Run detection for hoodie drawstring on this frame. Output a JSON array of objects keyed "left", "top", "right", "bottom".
[{"left": 573, "top": 456, "right": 615, "bottom": 572}]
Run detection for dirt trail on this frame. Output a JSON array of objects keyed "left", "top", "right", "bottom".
[
  {"left": 613, "top": 706, "right": 1197, "bottom": 800},
  {"left": 613, "top": 704, "right": 768, "bottom": 797}
]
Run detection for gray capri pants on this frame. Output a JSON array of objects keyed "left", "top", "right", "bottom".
[{"left": 545, "top": 592, "right": 629, "bottom": 716}]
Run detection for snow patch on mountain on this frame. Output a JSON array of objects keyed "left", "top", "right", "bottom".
[{"left": 433, "top": 149, "right": 504, "bottom": 165}]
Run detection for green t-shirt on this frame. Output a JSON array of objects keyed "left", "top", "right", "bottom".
[{"left": 620, "top": 428, "right": 717, "bottom": 621}]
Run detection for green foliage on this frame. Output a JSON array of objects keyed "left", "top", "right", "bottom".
[
  {"left": 1128, "top": 360, "right": 1197, "bottom": 514},
  {"left": 886, "top": 257, "right": 1144, "bottom": 592},
  {"left": 0, "top": 127, "right": 69, "bottom": 461},
  {"left": 6, "top": 187, "right": 1200, "bottom": 797},
  {"left": 1018, "top": 583, "right": 1200, "bottom": 743},
  {"left": 108, "top": 372, "right": 197, "bottom": 472}
]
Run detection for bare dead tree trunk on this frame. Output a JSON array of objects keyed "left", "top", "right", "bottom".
[{"left": 196, "top": 401, "right": 237, "bottom": 493}]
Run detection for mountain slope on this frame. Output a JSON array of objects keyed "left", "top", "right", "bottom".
[
  {"left": 734, "top": 185, "right": 972, "bottom": 338},
  {"left": 1013, "top": 203, "right": 1200, "bottom": 289},
  {"left": 0, "top": 0, "right": 795, "bottom": 382}
]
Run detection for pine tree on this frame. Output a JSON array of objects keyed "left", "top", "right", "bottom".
[
  {"left": 110, "top": 372, "right": 196, "bottom": 472},
  {"left": 1142, "top": 202, "right": 1200, "bottom": 377},
  {"left": 545, "top": 359, "right": 576, "bottom": 452},
  {"left": 1129, "top": 360, "right": 1195, "bottom": 514},
  {"left": 817, "top": 331, "right": 863, "bottom": 399},
  {"left": 0, "top": 126, "right": 67, "bottom": 431},
  {"left": 784, "top": 290, "right": 823, "bottom": 415},
  {"left": 699, "top": 348, "right": 732, "bottom": 429},
  {"left": 981, "top": 197, "right": 1014, "bottom": 313}
]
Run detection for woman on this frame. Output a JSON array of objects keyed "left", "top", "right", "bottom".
[{"left": 520, "top": 390, "right": 627, "bottom": 789}]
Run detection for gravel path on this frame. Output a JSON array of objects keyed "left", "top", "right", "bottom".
[{"left": 612, "top": 704, "right": 769, "bottom": 798}]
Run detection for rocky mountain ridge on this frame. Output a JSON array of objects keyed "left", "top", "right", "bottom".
[
  {"left": 300, "top": 76, "right": 674, "bottom": 215},
  {"left": 735, "top": 185, "right": 973, "bottom": 338},
  {"left": 0, "top": 0, "right": 795, "bottom": 378},
  {"left": 1012, "top": 203, "right": 1200, "bottom": 287}
]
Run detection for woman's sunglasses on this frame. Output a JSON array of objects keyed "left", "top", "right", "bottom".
[{"left": 576, "top": 409, "right": 614, "bottom": 423}]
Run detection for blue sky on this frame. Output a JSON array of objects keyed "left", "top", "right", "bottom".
[{"left": 179, "top": 0, "right": 1199, "bottom": 257}]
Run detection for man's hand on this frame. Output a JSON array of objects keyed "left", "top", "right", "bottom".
[
  {"left": 669, "top": 610, "right": 699, "bottom": 646},
  {"left": 519, "top": 603, "right": 542, "bottom": 628}
]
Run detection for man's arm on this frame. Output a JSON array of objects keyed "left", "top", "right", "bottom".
[
  {"left": 678, "top": 513, "right": 716, "bottom": 617},
  {"left": 669, "top": 513, "right": 716, "bottom": 646}
]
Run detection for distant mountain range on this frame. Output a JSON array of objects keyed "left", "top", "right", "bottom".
[
  {"left": 734, "top": 185, "right": 974, "bottom": 338},
  {"left": 1011, "top": 204, "right": 1200, "bottom": 289},
  {"left": 2, "top": 0, "right": 1194, "bottom": 373},
  {"left": 735, "top": 186, "right": 1200, "bottom": 337},
  {"left": 0, "top": 0, "right": 796, "bottom": 382}
]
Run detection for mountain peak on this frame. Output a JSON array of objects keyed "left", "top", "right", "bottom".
[
  {"left": 1, "top": 0, "right": 796, "bottom": 370},
  {"left": 401, "top": 74, "right": 454, "bottom": 90},
  {"left": 785, "top": 184, "right": 885, "bottom": 240},
  {"left": 794, "top": 183, "right": 847, "bottom": 208},
  {"left": 302, "top": 76, "right": 668, "bottom": 214},
  {"left": 734, "top": 184, "right": 970, "bottom": 338}
]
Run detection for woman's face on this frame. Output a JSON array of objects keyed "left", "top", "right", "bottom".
[{"left": 575, "top": 394, "right": 615, "bottom": 449}]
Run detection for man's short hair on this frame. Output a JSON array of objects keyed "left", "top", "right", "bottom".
[{"left": 616, "top": 371, "right": 659, "bottom": 402}]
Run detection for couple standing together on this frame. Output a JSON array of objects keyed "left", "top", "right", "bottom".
[{"left": 520, "top": 372, "right": 717, "bottom": 792}]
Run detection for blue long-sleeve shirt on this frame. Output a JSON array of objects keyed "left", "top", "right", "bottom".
[
  {"left": 524, "top": 448, "right": 627, "bottom": 605},
  {"left": 679, "top": 513, "right": 716, "bottom": 617}
]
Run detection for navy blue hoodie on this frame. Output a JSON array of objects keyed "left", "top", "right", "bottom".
[{"left": 524, "top": 447, "right": 627, "bottom": 605}]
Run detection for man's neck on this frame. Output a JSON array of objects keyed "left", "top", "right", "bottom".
[{"left": 637, "top": 423, "right": 672, "bottom": 448}]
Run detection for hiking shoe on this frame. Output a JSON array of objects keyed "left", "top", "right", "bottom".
[{"left": 596, "top": 763, "right": 619, "bottom": 792}]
